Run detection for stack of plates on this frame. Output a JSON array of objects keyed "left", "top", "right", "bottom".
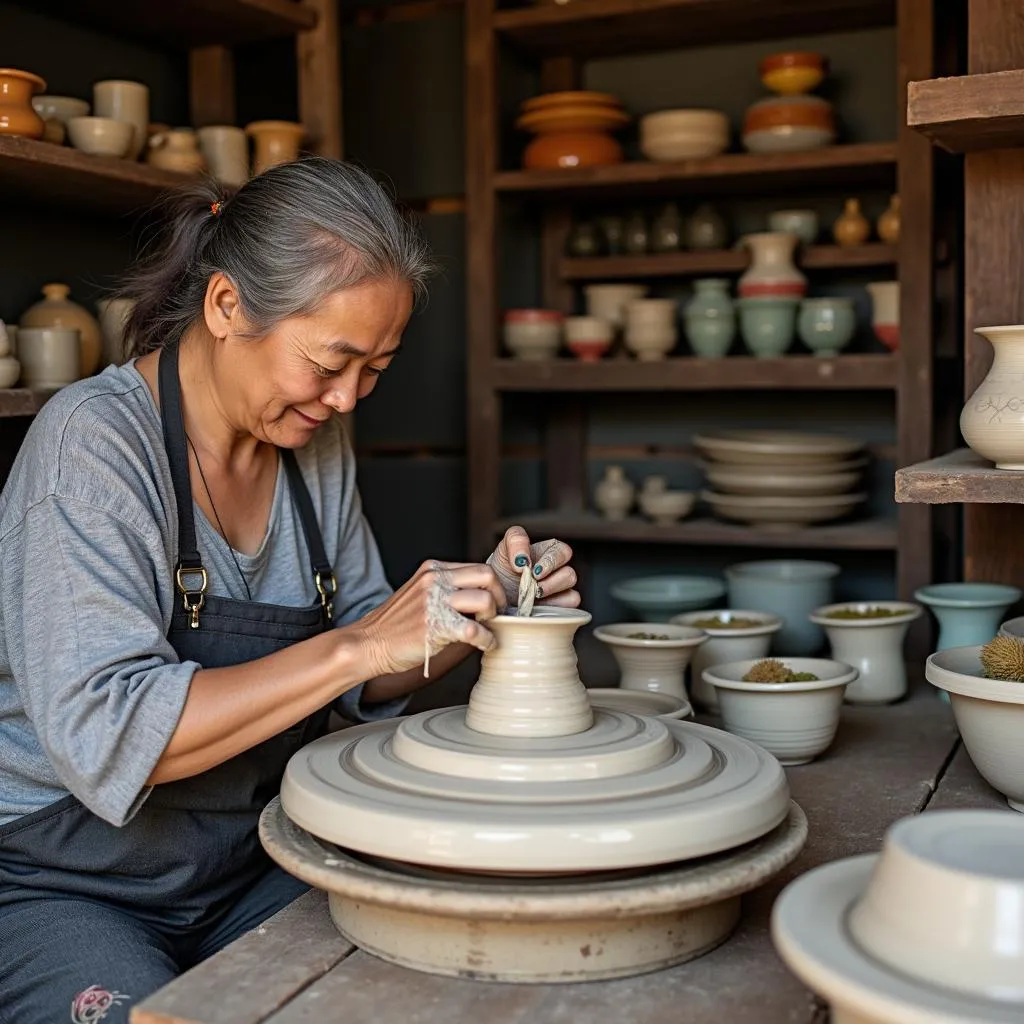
[{"left": 694, "top": 430, "right": 867, "bottom": 529}]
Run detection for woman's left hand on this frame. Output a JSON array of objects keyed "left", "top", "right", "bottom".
[{"left": 486, "top": 525, "right": 581, "bottom": 609}]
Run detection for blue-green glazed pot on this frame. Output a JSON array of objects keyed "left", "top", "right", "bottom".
[
  {"left": 684, "top": 278, "right": 735, "bottom": 358},
  {"left": 737, "top": 297, "right": 799, "bottom": 358},
  {"left": 797, "top": 297, "right": 856, "bottom": 357},
  {"left": 725, "top": 559, "right": 840, "bottom": 654},
  {"left": 915, "top": 583, "right": 1022, "bottom": 650},
  {"left": 610, "top": 575, "right": 726, "bottom": 623}
]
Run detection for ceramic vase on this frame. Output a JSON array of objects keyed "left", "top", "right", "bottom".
[
  {"left": 599, "top": 215, "right": 625, "bottom": 255},
  {"left": 93, "top": 79, "right": 149, "bottom": 159},
  {"left": 684, "top": 278, "right": 735, "bottom": 358},
  {"left": 797, "top": 297, "right": 856, "bottom": 357},
  {"left": 737, "top": 232, "right": 806, "bottom": 298},
  {"left": 96, "top": 297, "right": 135, "bottom": 367},
  {"left": 197, "top": 126, "right": 249, "bottom": 186},
  {"left": 684, "top": 204, "right": 728, "bottom": 251},
  {"left": 651, "top": 203, "right": 682, "bottom": 253},
  {"left": 915, "top": 583, "right": 1022, "bottom": 651},
  {"left": 0, "top": 69, "right": 46, "bottom": 138},
  {"left": 246, "top": 120, "right": 304, "bottom": 175},
  {"left": 866, "top": 281, "right": 899, "bottom": 351},
  {"left": 877, "top": 194, "right": 900, "bottom": 244},
  {"left": 20, "top": 283, "right": 102, "bottom": 376},
  {"left": 738, "top": 296, "right": 799, "bottom": 357},
  {"left": 624, "top": 211, "right": 648, "bottom": 255},
  {"left": 810, "top": 602, "right": 922, "bottom": 705},
  {"left": 593, "top": 623, "right": 708, "bottom": 701},
  {"left": 959, "top": 325, "right": 1024, "bottom": 468},
  {"left": 672, "top": 610, "right": 784, "bottom": 711},
  {"left": 594, "top": 465, "right": 635, "bottom": 520},
  {"left": 725, "top": 559, "right": 840, "bottom": 655},
  {"left": 147, "top": 128, "right": 206, "bottom": 173},
  {"left": 832, "top": 198, "right": 870, "bottom": 247}
]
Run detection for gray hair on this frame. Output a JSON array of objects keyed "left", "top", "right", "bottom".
[{"left": 119, "top": 157, "right": 436, "bottom": 358}]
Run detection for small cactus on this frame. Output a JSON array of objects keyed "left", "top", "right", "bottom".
[
  {"left": 742, "top": 657, "right": 819, "bottom": 683},
  {"left": 979, "top": 634, "right": 1024, "bottom": 682}
]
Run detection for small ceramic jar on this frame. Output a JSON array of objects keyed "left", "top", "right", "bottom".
[
  {"left": 0, "top": 68, "right": 47, "bottom": 138},
  {"left": 503, "top": 309, "right": 562, "bottom": 361},
  {"left": 651, "top": 203, "right": 682, "bottom": 253},
  {"left": 17, "top": 327, "right": 80, "bottom": 388},
  {"left": 797, "top": 297, "right": 856, "bottom": 357},
  {"left": 197, "top": 125, "right": 248, "bottom": 186},
  {"left": 93, "top": 79, "right": 149, "bottom": 159},
  {"left": 738, "top": 296, "right": 799, "bottom": 358},
  {"left": 866, "top": 281, "right": 899, "bottom": 351},
  {"left": 877, "top": 194, "right": 900, "bottom": 244},
  {"left": 246, "top": 120, "right": 305, "bottom": 174},
  {"left": 684, "top": 203, "right": 728, "bottom": 251},
  {"left": 20, "top": 282, "right": 102, "bottom": 376},
  {"left": 684, "top": 278, "right": 735, "bottom": 358},
  {"left": 594, "top": 465, "right": 635, "bottom": 520},
  {"left": 833, "top": 198, "right": 871, "bottom": 246},
  {"left": 767, "top": 209, "right": 818, "bottom": 244},
  {"left": 583, "top": 284, "right": 648, "bottom": 331}
]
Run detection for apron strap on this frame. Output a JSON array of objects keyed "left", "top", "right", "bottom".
[
  {"left": 281, "top": 449, "right": 337, "bottom": 622},
  {"left": 158, "top": 342, "right": 208, "bottom": 627}
]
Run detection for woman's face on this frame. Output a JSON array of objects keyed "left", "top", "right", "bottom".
[{"left": 211, "top": 275, "right": 414, "bottom": 447}]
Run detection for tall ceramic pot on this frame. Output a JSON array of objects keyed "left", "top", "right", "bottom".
[
  {"left": 0, "top": 69, "right": 46, "bottom": 138},
  {"left": 959, "top": 325, "right": 1024, "bottom": 468},
  {"left": 737, "top": 232, "right": 806, "bottom": 299},
  {"left": 684, "top": 278, "right": 735, "bottom": 358},
  {"left": 93, "top": 79, "right": 149, "bottom": 159},
  {"left": 20, "top": 283, "right": 102, "bottom": 376},
  {"left": 246, "top": 120, "right": 304, "bottom": 175}
]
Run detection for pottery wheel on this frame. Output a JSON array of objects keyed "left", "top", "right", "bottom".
[{"left": 261, "top": 796, "right": 808, "bottom": 983}]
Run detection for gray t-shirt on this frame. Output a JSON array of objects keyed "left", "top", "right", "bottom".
[{"left": 0, "top": 361, "right": 403, "bottom": 828}]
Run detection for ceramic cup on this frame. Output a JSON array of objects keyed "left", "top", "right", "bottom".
[
  {"left": 797, "top": 297, "right": 856, "bottom": 357},
  {"left": 67, "top": 115, "right": 133, "bottom": 157},
  {"left": 93, "top": 79, "right": 149, "bottom": 159},
  {"left": 738, "top": 296, "right": 799, "bottom": 357},
  {"left": 197, "top": 125, "right": 249, "bottom": 186},
  {"left": 593, "top": 622, "right": 708, "bottom": 701},
  {"left": 17, "top": 327, "right": 80, "bottom": 388},
  {"left": 914, "top": 582, "right": 1022, "bottom": 651}
]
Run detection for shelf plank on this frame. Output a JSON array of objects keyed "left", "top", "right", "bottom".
[
  {"left": 10, "top": 0, "right": 316, "bottom": 47},
  {"left": 492, "top": 354, "right": 897, "bottom": 391},
  {"left": 493, "top": 0, "right": 894, "bottom": 59},
  {"left": 560, "top": 244, "right": 897, "bottom": 281},
  {"left": 0, "top": 389, "right": 57, "bottom": 419},
  {"left": 0, "top": 135, "right": 193, "bottom": 214},
  {"left": 908, "top": 70, "right": 1024, "bottom": 153},
  {"left": 494, "top": 143, "right": 898, "bottom": 200},
  {"left": 895, "top": 448, "right": 1024, "bottom": 504},
  {"left": 496, "top": 511, "right": 898, "bottom": 550}
]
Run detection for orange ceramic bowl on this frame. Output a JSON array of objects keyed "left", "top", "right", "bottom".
[
  {"left": 521, "top": 90, "right": 623, "bottom": 113},
  {"left": 743, "top": 96, "right": 834, "bottom": 133},
  {"left": 758, "top": 52, "right": 827, "bottom": 95},
  {"left": 523, "top": 130, "right": 624, "bottom": 169},
  {"left": 516, "top": 105, "right": 629, "bottom": 135}
]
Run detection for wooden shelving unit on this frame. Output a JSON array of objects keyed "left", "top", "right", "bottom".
[
  {"left": 896, "top": 449, "right": 1024, "bottom": 504},
  {"left": 491, "top": 355, "right": 897, "bottom": 391},
  {"left": 466, "top": 0, "right": 940, "bottom": 597},
  {"left": 0, "top": 389, "right": 56, "bottom": 419}
]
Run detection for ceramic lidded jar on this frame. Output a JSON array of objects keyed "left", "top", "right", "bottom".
[
  {"left": 960, "top": 325, "right": 1024, "bottom": 469},
  {"left": 684, "top": 278, "right": 735, "bottom": 358},
  {"left": 737, "top": 232, "right": 806, "bottom": 298},
  {"left": 246, "top": 120, "right": 304, "bottom": 175},
  {"left": 20, "top": 283, "right": 102, "bottom": 376},
  {"left": 0, "top": 69, "right": 46, "bottom": 138},
  {"left": 147, "top": 128, "right": 206, "bottom": 173},
  {"left": 594, "top": 465, "right": 635, "bottom": 520}
]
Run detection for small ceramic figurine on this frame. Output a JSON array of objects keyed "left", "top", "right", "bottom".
[
  {"left": 877, "top": 194, "right": 900, "bottom": 244},
  {"left": 651, "top": 203, "right": 682, "bottom": 253},
  {"left": 832, "top": 198, "right": 870, "bottom": 247},
  {"left": 594, "top": 465, "right": 635, "bottom": 520}
]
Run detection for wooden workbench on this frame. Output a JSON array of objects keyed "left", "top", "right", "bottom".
[{"left": 132, "top": 685, "right": 1008, "bottom": 1024}]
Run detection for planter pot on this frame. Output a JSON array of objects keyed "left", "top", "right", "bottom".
[
  {"left": 593, "top": 623, "right": 708, "bottom": 700},
  {"left": 810, "top": 601, "right": 922, "bottom": 705},
  {"left": 725, "top": 559, "right": 840, "bottom": 655},
  {"left": 610, "top": 575, "right": 726, "bottom": 623},
  {"left": 926, "top": 645, "right": 1024, "bottom": 811},
  {"left": 671, "top": 609, "right": 784, "bottom": 711},
  {"left": 737, "top": 232, "right": 806, "bottom": 298},
  {"left": 702, "top": 657, "right": 858, "bottom": 765},
  {"left": 959, "top": 324, "right": 1024, "bottom": 468},
  {"left": 914, "top": 582, "right": 1021, "bottom": 650}
]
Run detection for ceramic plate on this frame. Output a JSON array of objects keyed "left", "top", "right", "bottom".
[{"left": 694, "top": 430, "right": 864, "bottom": 465}]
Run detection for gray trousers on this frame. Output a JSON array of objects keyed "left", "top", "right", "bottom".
[{"left": 0, "top": 866, "right": 309, "bottom": 1024}]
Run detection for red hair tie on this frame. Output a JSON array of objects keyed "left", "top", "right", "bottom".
[{"left": 210, "top": 201, "right": 223, "bottom": 216}]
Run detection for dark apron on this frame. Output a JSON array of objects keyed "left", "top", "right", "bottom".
[{"left": 0, "top": 343, "right": 338, "bottom": 928}]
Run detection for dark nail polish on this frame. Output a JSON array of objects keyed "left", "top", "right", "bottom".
[
  {"left": 533, "top": 564, "right": 543, "bottom": 576},
  {"left": 514, "top": 554, "right": 528, "bottom": 568}
]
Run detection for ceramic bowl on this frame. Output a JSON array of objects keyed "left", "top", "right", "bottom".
[
  {"left": 1000, "top": 615, "right": 1024, "bottom": 639},
  {"left": 926, "top": 644, "right": 1024, "bottom": 811},
  {"left": 702, "top": 657, "right": 857, "bottom": 764},
  {"left": 915, "top": 582, "right": 1022, "bottom": 651},
  {"left": 32, "top": 94, "right": 90, "bottom": 124},
  {"left": 593, "top": 622, "right": 708, "bottom": 700},
  {"left": 698, "top": 455, "right": 867, "bottom": 478},
  {"left": 563, "top": 315, "right": 613, "bottom": 343},
  {"left": 639, "top": 108, "right": 730, "bottom": 135},
  {"left": 638, "top": 489, "right": 695, "bottom": 524},
  {"left": 744, "top": 95, "right": 835, "bottom": 133},
  {"left": 767, "top": 209, "right": 818, "bottom": 243},
  {"left": 623, "top": 326, "right": 677, "bottom": 361},
  {"left": 609, "top": 576, "right": 726, "bottom": 623},
  {"left": 737, "top": 295, "right": 799, "bottom": 357},
  {"left": 585, "top": 687, "right": 693, "bottom": 720},
  {"left": 694, "top": 430, "right": 864, "bottom": 466},
  {"left": 566, "top": 338, "right": 611, "bottom": 362},
  {"left": 671, "top": 609, "right": 784, "bottom": 711},
  {"left": 702, "top": 464, "right": 862, "bottom": 497},
  {"left": 702, "top": 490, "right": 865, "bottom": 529},
  {"left": 523, "top": 131, "right": 623, "bottom": 169},
  {"left": 66, "top": 115, "right": 133, "bottom": 157},
  {"left": 798, "top": 297, "right": 856, "bottom": 357},
  {"left": 584, "top": 283, "right": 649, "bottom": 329},
  {"left": 503, "top": 309, "right": 562, "bottom": 360},
  {"left": 625, "top": 297, "right": 678, "bottom": 325},
  {"left": 516, "top": 105, "right": 629, "bottom": 135},
  {"left": 640, "top": 133, "right": 729, "bottom": 162},
  {"left": 758, "top": 51, "right": 827, "bottom": 95},
  {"left": 773, "top": 810, "right": 1024, "bottom": 1024},
  {"left": 743, "top": 126, "right": 835, "bottom": 154}
]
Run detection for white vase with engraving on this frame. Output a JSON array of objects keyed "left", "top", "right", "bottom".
[{"left": 960, "top": 325, "right": 1024, "bottom": 470}]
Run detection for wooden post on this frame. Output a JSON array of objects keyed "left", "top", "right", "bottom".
[
  {"left": 188, "top": 45, "right": 236, "bottom": 127},
  {"left": 297, "top": 0, "right": 343, "bottom": 159}
]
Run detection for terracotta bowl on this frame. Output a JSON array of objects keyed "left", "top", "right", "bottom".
[
  {"left": 744, "top": 96, "right": 835, "bottom": 133},
  {"left": 758, "top": 51, "right": 827, "bottom": 95},
  {"left": 521, "top": 90, "right": 622, "bottom": 113},
  {"left": 523, "top": 130, "right": 623, "bottom": 169},
  {"left": 925, "top": 644, "right": 1024, "bottom": 812},
  {"left": 567, "top": 338, "right": 611, "bottom": 362}
]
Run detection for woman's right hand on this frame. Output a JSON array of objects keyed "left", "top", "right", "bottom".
[{"left": 352, "top": 560, "right": 508, "bottom": 678}]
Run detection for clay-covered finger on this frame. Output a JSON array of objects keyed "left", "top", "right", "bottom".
[
  {"left": 447, "top": 587, "right": 501, "bottom": 622},
  {"left": 460, "top": 617, "right": 497, "bottom": 653},
  {"left": 536, "top": 588, "right": 582, "bottom": 608},
  {"left": 442, "top": 563, "right": 508, "bottom": 609},
  {"left": 533, "top": 565, "right": 576, "bottom": 598},
  {"left": 502, "top": 524, "right": 533, "bottom": 572},
  {"left": 529, "top": 538, "right": 573, "bottom": 580}
]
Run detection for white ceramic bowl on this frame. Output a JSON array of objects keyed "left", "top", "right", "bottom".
[
  {"left": 625, "top": 298, "right": 678, "bottom": 324},
  {"left": 586, "top": 687, "right": 693, "bottom": 720},
  {"left": 593, "top": 622, "right": 708, "bottom": 701},
  {"left": 773, "top": 810, "right": 1024, "bottom": 1024},
  {"left": 703, "top": 464, "right": 862, "bottom": 497},
  {"left": 672, "top": 609, "right": 784, "bottom": 711},
  {"left": 66, "top": 115, "right": 133, "bottom": 157},
  {"left": 702, "top": 657, "right": 858, "bottom": 764},
  {"left": 701, "top": 490, "right": 866, "bottom": 528},
  {"left": 503, "top": 318, "right": 561, "bottom": 360},
  {"left": 640, "top": 134, "right": 729, "bottom": 162},
  {"left": 609, "top": 575, "right": 726, "bottom": 623},
  {"left": 926, "top": 644, "right": 1024, "bottom": 811},
  {"left": 742, "top": 125, "right": 834, "bottom": 153},
  {"left": 583, "top": 284, "right": 649, "bottom": 329},
  {"left": 1000, "top": 615, "right": 1024, "bottom": 639},
  {"left": 640, "top": 108, "right": 730, "bottom": 135},
  {"left": 694, "top": 430, "right": 864, "bottom": 466},
  {"left": 638, "top": 489, "right": 695, "bottom": 524},
  {"left": 699, "top": 455, "right": 867, "bottom": 478},
  {"left": 563, "top": 315, "right": 613, "bottom": 343}
]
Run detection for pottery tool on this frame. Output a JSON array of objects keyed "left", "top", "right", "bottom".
[{"left": 517, "top": 564, "right": 538, "bottom": 617}]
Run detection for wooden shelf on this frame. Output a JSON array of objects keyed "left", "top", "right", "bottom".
[
  {"left": 494, "top": 144, "right": 898, "bottom": 200},
  {"left": 895, "top": 448, "right": 1024, "bottom": 504},
  {"left": 0, "top": 136, "right": 193, "bottom": 214},
  {"left": 493, "top": 0, "right": 894, "bottom": 59},
  {"left": 908, "top": 69, "right": 1024, "bottom": 153},
  {"left": 560, "top": 243, "right": 896, "bottom": 281},
  {"left": 0, "top": 389, "right": 57, "bottom": 419},
  {"left": 492, "top": 354, "right": 897, "bottom": 391},
  {"left": 496, "top": 511, "right": 898, "bottom": 550},
  {"left": 11, "top": 0, "right": 317, "bottom": 47}
]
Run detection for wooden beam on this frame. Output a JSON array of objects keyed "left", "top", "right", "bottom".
[
  {"left": 908, "top": 69, "right": 1024, "bottom": 152},
  {"left": 297, "top": 0, "right": 343, "bottom": 159},
  {"left": 188, "top": 45, "right": 237, "bottom": 127}
]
